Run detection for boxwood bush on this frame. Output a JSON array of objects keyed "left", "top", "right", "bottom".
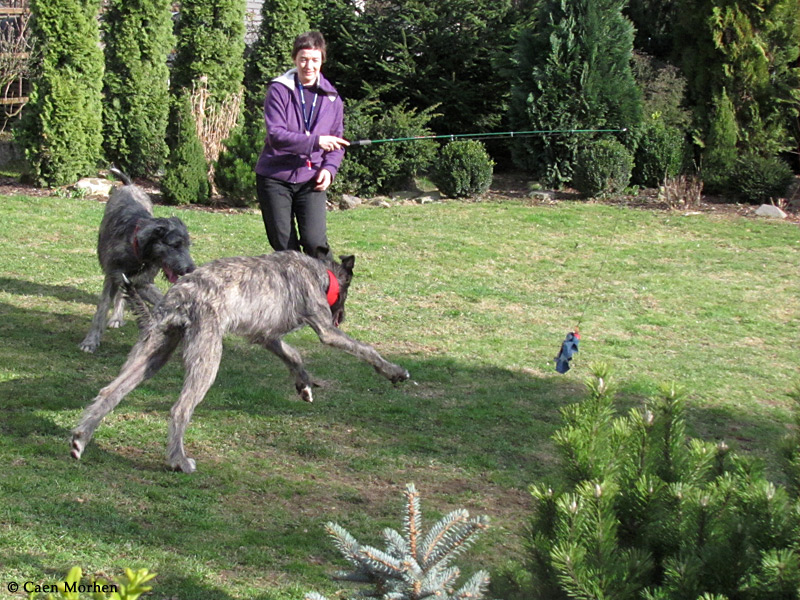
[
  {"left": 432, "top": 140, "right": 494, "bottom": 198},
  {"left": 571, "top": 138, "right": 633, "bottom": 197}
]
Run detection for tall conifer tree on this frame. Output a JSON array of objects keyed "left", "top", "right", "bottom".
[
  {"left": 170, "top": 0, "right": 246, "bottom": 104},
  {"left": 102, "top": 0, "right": 173, "bottom": 178},
  {"left": 20, "top": 0, "right": 104, "bottom": 186},
  {"left": 509, "top": 0, "right": 642, "bottom": 187}
]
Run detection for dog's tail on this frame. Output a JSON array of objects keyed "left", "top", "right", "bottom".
[
  {"left": 109, "top": 166, "right": 133, "bottom": 186},
  {"left": 120, "top": 274, "right": 153, "bottom": 331}
]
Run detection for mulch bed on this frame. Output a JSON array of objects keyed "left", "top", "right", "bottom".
[{"left": 2, "top": 171, "right": 797, "bottom": 224}]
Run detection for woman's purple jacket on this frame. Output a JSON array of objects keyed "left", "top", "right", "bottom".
[{"left": 254, "top": 68, "right": 345, "bottom": 185}]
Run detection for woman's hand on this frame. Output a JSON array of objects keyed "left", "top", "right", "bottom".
[
  {"left": 318, "top": 135, "right": 350, "bottom": 152},
  {"left": 315, "top": 168, "right": 333, "bottom": 191}
]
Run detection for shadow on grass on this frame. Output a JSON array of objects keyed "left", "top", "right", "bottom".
[
  {"left": 0, "top": 276, "right": 98, "bottom": 305},
  {"left": 1, "top": 287, "right": 794, "bottom": 599}
]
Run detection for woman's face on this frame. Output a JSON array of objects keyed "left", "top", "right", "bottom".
[{"left": 294, "top": 48, "right": 323, "bottom": 86}]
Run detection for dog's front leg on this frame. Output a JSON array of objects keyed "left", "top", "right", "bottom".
[
  {"left": 312, "top": 325, "right": 410, "bottom": 384},
  {"left": 262, "top": 338, "right": 315, "bottom": 402},
  {"left": 138, "top": 283, "right": 164, "bottom": 305},
  {"left": 79, "top": 276, "right": 119, "bottom": 352},
  {"left": 108, "top": 289, "right": 126, "bottom": 329}
]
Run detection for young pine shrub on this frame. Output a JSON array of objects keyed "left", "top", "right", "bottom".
[
  {"left": 307, "top": 483, "right": 491, "bottom": 600},
  {"left": 524, "top": 364, "right": 800, "bottom": 600},
  {"left": 778, "top": 384, "right": 800, "bottom": 497},
  {"left": 730, "top": 153, "right": 795, "bottom": 204},
  {"left": 571, "top": 138, "right": 633, "bottom": 197},
  {"left": 432, "top": 140, "right": 494, "bottom": 199}
]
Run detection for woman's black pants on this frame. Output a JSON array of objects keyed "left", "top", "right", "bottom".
[{"left": 256, "top": 174, "right": 329, "bottom": 255}]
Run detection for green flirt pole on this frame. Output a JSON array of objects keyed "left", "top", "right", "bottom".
[{"left": 348, "top": 127, "right": 628, "bottom": 146}]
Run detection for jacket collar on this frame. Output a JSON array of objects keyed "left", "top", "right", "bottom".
[{"left": 272, "top": 68, "right": 338, "bottom": 99}]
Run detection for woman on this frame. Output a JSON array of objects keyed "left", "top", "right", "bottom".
[{"left": 255, "top": 31, "right": 349, "bottom": 256}]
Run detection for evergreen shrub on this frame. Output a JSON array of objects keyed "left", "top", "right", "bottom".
[
  {"left": 509, "top": 0, "right": 641, "bottom": 188},
  {"left": 632, "top": 119, "right": 686, "bottom": 187},
  {"left": 101, "top": 0, "right": 173, "bottom": 178},
  {"left": 161, "top": 94, "right": 210, "bottom": 206},
  {"left": 730, "top": 153, "right": 794, "bottom": 204},
  {"left": 20, "top": 0, "right": 104, "bottom": 187},
  {"left": 213, "top": 112, "right": 263, "bottom": 206},
  {"left": 170, "top": 0, "right": 245, "bottom": 104},
  {"left": 522, "top": 364, "right": 800, "bottom": 600},
  {"left": 701, "top": 88, "right": 738, "bottom": 195},
  {"left": 432, "top": 140, "right": 494, "bottom": 198},
  {"left": 243, "top": 0, "right": 307, "bottom": 112},
  {"left": 335, "top": 99, "right": 437, "bottom": 197},
  {"left": 572, "top": 138, "right": 633, "bottom": 197}
]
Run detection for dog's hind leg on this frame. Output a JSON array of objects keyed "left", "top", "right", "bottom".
[
  {"left": 310, "top": 323, "right": 410, "bottom": 384},
  {"left": 166, "top": 326, "right": 223, "bottom": 473},
  {"left": 261, "top": 338, "right": 315, "bottom": 402},
  {"left": 71, "top": 328, "right": 181, "bottom": 460},
  {"left": 80, "top": 276, "right": 119, "bottom": 352}
]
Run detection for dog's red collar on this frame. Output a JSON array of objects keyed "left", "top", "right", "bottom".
[{"left": 326, "top": 270, "right": 340, "bottom": 306}]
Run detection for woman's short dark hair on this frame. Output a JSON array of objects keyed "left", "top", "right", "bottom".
[{"left": 292, "top": 31, "right": 327, "bottom": 63}]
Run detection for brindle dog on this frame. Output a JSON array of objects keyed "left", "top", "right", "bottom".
[
  {"left": 71, "top": 249, "right": 410, "bottom": 473},
  {"left": 79, "top": 169, "right": 195, "bottom": 353}
]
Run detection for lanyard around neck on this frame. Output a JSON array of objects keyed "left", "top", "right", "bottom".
[{"left": 297, "top": 76, "right": 318, "bottom": 135}]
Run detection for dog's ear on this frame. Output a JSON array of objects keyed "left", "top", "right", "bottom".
[
  {"left": 313, "top": 246, "right": 332, "bottom": 261},
  {"left": 339, "top": 255, "right": 355, "bottom": 272}
]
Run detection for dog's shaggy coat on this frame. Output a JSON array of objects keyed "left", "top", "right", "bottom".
[
  {"left": 79, "top": 170, "right": 195, "bottom": 353},
  {"left": 71, "top": 250, "right": 410, "bottom": 472}
]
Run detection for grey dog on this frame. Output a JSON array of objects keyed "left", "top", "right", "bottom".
[
  {"left": 70, "top": 249, "right": 410, "bottom": 473},
  {"left": 79, "top": 169, "right": 196, "bottom": 353}
]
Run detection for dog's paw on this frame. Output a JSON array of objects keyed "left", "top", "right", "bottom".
[
  {"left": 78, "top": 338, "right": 99, "bottom": 353},
  {"left": 299, "top": 385, "right": 314, "bottom": 403},
  {"left": 107, "top": 317, "right": 124, "bottom": 329},
  {"left": 380, "top": 364, "right": 410, "bottom": 384},
  {"left": 391, "top": 368, "right": 411, "bottom": 384},
  {"left": 169, "top": 457, "right": 196, "bottom": 474},
  {"left": 70, "top": 435, "right": 85, "bottom": 460}
]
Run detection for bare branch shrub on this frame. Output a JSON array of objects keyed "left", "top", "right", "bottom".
[
  {"left": 190, "top": 75, "right": 242, "bottom": 192},
  {"left": 659, "top": 174, "right": 703, "bottom": 209}
]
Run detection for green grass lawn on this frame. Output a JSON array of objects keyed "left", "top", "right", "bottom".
[{"left": 0, "top": 191, "right": 798, "bottom": 599}]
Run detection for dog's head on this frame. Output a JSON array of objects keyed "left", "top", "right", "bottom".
[
  {"left": 136, "top": 217, "right": 196, "bottom": 283},
  {"left": 314, "top": 246, "right": 354, "bottom": 327}
]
